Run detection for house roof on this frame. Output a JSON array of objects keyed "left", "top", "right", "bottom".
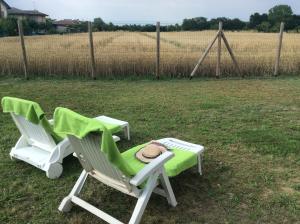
[
  {"left": 0, "top": 0, "right": 11, "bottom": 9},
  {"left": 8, "top": 7, "right": 48, "bottom": 17},
  {"left": 53, "top": 19, "right": 80, "bottom": 26}
]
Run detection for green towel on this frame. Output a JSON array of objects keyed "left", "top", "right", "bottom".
[
  {"left": 53, "top": 107, "right": 136, "bottom": 177},
  {"left": 122, "top": 143, "right": 197, "bottom": 177},
  {"left": 53, "top": 107, "right": 198, "bottom": 178},
  {"left": 1, "top": 97, "right": 64, "bottom": 143}
]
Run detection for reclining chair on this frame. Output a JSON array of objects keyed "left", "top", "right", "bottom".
[{"left": 55, "top": 107, "right": 205, "bottom": 223}]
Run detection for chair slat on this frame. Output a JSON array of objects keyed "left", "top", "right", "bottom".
[
  {"left": 68, "top": 134, "right": 133, "bottom": 194},
  {"left": 11, "top": 114, "right": 56, "bottom": 152}
]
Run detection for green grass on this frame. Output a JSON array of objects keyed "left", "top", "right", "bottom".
[{"left": 0, "top": 78, "right": 299, "bottom": 223}]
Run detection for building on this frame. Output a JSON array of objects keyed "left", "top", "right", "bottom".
[
  {"left": 53, "top": 19, "right": 80, "bottom": 33},
  {"left": 0, "top": 0, "right": 48, "bottom": 23},
  {"left": 7, "top": 7, "right": 48, "bottom": 23},
  {"left": 0, "top": 0, "right": 10, "bottom": 18}
]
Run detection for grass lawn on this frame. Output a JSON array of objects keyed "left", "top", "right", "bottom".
[{"left": 0, "top": 78, "right": 299, "bottom": 224}]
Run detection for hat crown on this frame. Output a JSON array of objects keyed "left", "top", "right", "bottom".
[
  {"left": 135, "top": 141, "right": 168, "bottom": 163},
  {"left": 142, "top": 145, "right": 162, "bottom": 158}
]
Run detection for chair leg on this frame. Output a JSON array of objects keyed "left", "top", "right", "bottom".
[
  {"left": 198, "top": 153, "right": 203, "bottom": 175},
  {"left": 58, "top": 170, "right": 88, "bottom": 212},
  {"left": 124, "top": 125, "right": 130, "bottom": 140},
  {"left": 129, "top": 172, "right": 159, "bottom": 224},
  {"left": 159, "top": 169, "right": 177, "bottom": 207},
  {"left": 46, "top": 163, "right": 63, "bottom": 179}
]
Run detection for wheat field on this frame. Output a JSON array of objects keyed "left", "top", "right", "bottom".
[{"left": 0, "top": 31, "right": 299, "bottom": 78}]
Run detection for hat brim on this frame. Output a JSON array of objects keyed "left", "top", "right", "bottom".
[{"left": 135, "top": 146, "right": 168, "bottom": 164}]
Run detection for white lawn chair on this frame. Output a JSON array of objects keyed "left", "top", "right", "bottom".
[
  {"left": 96, "top": 115, "right": 130, "bottom": 140},
  {"left": 59, "top": 134, "right": 177, "bottom": 224},
  {"left": 8, "top": 114, "right": 129, "bottom": 179},
  {"left": 55, "top": 107, "right": 205, "bottom": 224},
  {"left": 9, "top": 113, "right": 73, "bottom": 179}
]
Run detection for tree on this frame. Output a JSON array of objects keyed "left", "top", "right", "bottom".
[
  {"left": 93, "top": 17, "right": 106, "bottom": 31},
  {"left": 285, "top": 15, "right": 300, "bottom": 30},
  {"left": 209, "top": 17, "right": 229, "bottom": 29},
  {"left": 182, "top": 18, "right": 197, "bottom": 30},
  {"left": 166, "top": 23, "right": 181, "bottom": 31},
  {"left": 44, "top": 19, "right": 54, "bottom": 31},
  {"left": 182, "top": 17, "right": 208, "bottom": 30},
  {"left": 226, "top": 18, "right": 246, "bottom": 30},
  {"left": 0, "top": 17, "right": 18, "bottom": 36},
  {"left": 194, "top": 17, "right": 209, "bottom": 30},
  {"left": 106, "top": 22, "right": 115, "bottom": 31},
  {"left": 268, "top": 5, "right": 293, "bottom": 24},
  {"left": 249, "top": 13, "right": 268, "bottom": 28},
  {"left": 257, "top": 21, "right": 271, "bottom": 32},
  {"left": 27, "top": 19, "right": 39, "bottom": 34},
  {"left": 141, "top": 24, "right": 156, "bottom": 32}
]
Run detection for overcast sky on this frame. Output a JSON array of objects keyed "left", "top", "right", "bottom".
[{"left": 6, "top": 0, "right": 300, "bottom": 24}]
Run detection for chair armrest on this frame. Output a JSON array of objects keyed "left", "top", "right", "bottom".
[
  {"left": 49, "top": 138, "right": 70, "bottom": 164},
  {"left": 48, "top": 119, "right": 54, "bottom": 125},
  {"left": 130, "top": 151, "right": 174, "bottom": 186}
]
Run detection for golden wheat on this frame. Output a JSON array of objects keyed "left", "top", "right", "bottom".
[{"left": 0, "top": 31, "right": 299, "bottom": 77}]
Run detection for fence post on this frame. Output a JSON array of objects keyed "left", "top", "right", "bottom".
[
  {"left": 17, "top": 20, "right": 28, "bottom": 80},
  {"left": 274, "top": 22, "right": 284, "bottom": 76},
  {"left": 216, "top": 21, "right": 222, "bottom": 78},
  {"left": 221, "top": 32, "right": 242, "bottom": 76},
  {"left": 88, "top": 21, "right": 96, "bottom": 79},
  {"left": 190, "top": 31, "right": 219, "bottom": 79},
  {"left": 156, "top": 21, "right": 160, "bottom": 79}
]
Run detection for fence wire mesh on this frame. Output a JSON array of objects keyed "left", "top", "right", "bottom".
[{"left": 0, "top": 22, "right": 299, "bottom": 78}]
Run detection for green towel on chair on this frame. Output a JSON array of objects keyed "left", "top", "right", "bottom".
[
  {"left": 53, "top": 107, "right": 136, "bottom": 177},
  {"left": 122, "top": 143, "right": 197, "bottom": 177},
  {"left": 53, "top": 107, "right": 198, "bottom": 178},
  {"left": 1, "top": 97, "right": 64, "bottom": 143}
]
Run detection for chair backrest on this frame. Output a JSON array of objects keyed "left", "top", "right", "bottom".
[
  {"left": 68, "top": 134, "right": 137, "bottom": 195},
  {"left": 11, "top": 113, "right": 57, "bottom": 152}
]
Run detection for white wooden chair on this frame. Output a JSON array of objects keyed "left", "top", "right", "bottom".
[{"left": 59, "top": 133, "right": 178, "bottom": 224}]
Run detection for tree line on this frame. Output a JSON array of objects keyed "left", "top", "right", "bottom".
[
  {"left": 0, "top": 4, "right": 299, "bottom": 36},
  {"left": 182, "top": 5, "right": 300, "bottom": 32},
  {"left": 92, "top": 5, "right": 300, "bottom": 32}
]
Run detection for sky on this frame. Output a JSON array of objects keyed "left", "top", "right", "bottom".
[{"left": 6, "top": 0, "right": 300, "bottom": 24}]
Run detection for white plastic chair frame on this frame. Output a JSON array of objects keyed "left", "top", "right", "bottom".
[
  {"left": 9, "top": 113, "right": 73, "bottom": 179},
  {"left": 59, "top": 134, "right": 177, "bottom": 224},
  {"left": 157, "top": 138, "right": 205, "bottom": 175}
]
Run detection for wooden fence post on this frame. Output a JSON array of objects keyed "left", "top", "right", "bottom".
[
  {"left": 17, "top": 20, "right": 28, "bottom": 80},
  {"left": 221, "top": 32, "right": 242, "bottom": 76},
  {"left": 190, "top": 23, "right": 241, "bottom": 79},
  {"left": 190, "top": 31, "right": 219, "bottom": 79},
  {"left": 156, "top": 21, "right": 160, "bottom": 79},
  {"left": 274, "top": 22, "right": 284, "bottom": 76},
  {"left": 216, "top": 21, "right": 222, "bottom": 78},
  {"left": 88, "top": 21, "right": 96, "bottom": 79}
]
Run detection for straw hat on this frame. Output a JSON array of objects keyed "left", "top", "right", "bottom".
[{"left": 135, "top": 141, "right": 168, "bottom": 163}]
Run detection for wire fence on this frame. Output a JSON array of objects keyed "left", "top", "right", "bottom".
[{"left": 0, "top": 22, "right": 299, "bottom": 79}]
